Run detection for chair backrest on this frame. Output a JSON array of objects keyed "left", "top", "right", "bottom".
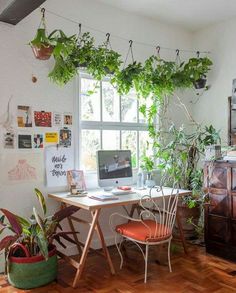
[{"left": 138, "top": 185, "right": 179, "bottom": 240}]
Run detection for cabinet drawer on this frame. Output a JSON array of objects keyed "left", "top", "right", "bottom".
[
  {"left": 207, "top": 215, "right": 229, "bottom": 243},
  {"left": 209, "top": 166, "right": 227, "bottom": 189},
  {"left": 208, "top": 191, "right": 229, "bottom": 217}
]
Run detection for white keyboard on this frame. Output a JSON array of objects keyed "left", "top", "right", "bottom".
[{"left": 111, "top": 189, "right": 133, "bottom": 195}]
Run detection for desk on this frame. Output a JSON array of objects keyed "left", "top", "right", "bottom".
[{"left": 48, "top": 187, "right": 190, "bottom": 288}]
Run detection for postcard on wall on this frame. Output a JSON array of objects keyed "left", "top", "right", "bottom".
[
  {"left": 33, "top": 134, "right": 43, "bottom": 148},
  {"left": 18, "top": 134, "right": 32, "bottom": 149},
  {"left": 17, "top": 105, "right": 32, "bottom": 127},
  {"left": 3, "top": 131, "right": 15, "bottom": 149},
  {"left": 45, "top": 132, "right": 58, "bottom": 143},
  {"left": 53, "top": 112, "right": 62, "bottom": 127},
  {"left": 64, "top": 113, "right": 72, "bottom": 126},
  {"left": 67, "top": 170, "right": 86, "bottom": 190},
  {"left": 45, "top": 146, "right": 73, "bottom": 187},
  {"left": 34, "top": 111, "right": 52, "bottom": 127},
  {"left": 59, "top": 128, "right": 71, "bottom": 147}
]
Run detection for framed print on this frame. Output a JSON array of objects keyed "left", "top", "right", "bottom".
[
  {"left": 45, "top": 132, "right": 58, "bottom": 143},
  {"left": 64, "top": 113, "right": 72, "bottom": 125},
  {"left": 18, "top": 134, "right": 32, "bottom": 149},
  {"left": 67, "top": 170, "right": 86, "bottom": 190},
  {"left": 33, "top": 134, "right": 43, "bottom": 148},
  {"left": 53, "top": 112, "right": 63, "bottom": 127},
  {"left": 59, "top": 128, "right": 71, "bottom": 147},
  {"left": 17, "top": 105, "right": 32, "bottom": 127},
  {"left": 34, "top": 111, "right": 52, "bottom": 127}
]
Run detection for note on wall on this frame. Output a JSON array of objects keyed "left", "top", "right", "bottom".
[{"left": 45, "top": 146, "right": 73, "bottom": 187}]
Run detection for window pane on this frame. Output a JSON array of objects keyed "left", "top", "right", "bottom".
[
  {"left": 102, "top": 81, "right": 120, "bottom": 122},
  {"left": 139, "top": 131, "right": 153, "bottom": 158},
  {"left": 81, "top": 78, "right": 100, "bottom": 121},
  {"left": 121, "top": 90, "right": 137, "bottom": 122},
  {"left": 102, "top": 130, "right": 120, "bottom": 150},
  {"left": 81, "top": 130, "right": 100, "bottom": 171},
  {"left": 122, "top": 130, "right": 137, "bottom": 168}
]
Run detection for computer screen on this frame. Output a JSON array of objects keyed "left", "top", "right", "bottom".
[{"left": 97, "top": 150, "right": 133, "bottom": 188}]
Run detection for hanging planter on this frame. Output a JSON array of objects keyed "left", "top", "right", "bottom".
[
  {"left": 30, "top": 8, "right": 54, "bottom": 60},
  {"left": 193, "top": 75, "right": 207, "bottom": 89}
]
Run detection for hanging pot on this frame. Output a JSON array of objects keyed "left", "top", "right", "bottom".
[
  {"left": 194, "top": 76, "right": 207, "bottom": 89},
  {"left": 31, "top": 44, "right": 54, "bottom": 60}
]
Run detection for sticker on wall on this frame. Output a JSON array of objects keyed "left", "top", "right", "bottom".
[
  {"left": 45, "top": 132, "right": 58, "bottom": 143},
  {"left": 17, "top": 105, "right": 32, "bottom": 127},
  {"left": 18, "top": 134, "right": 32, "bottom": 149},
  {"left": 64, "top": 113, "right": 72, "bottom": 126},
  {"left": 45, "top": 146, "right": 73, "bottom": 187},
  {"left": 3, "top": 131, "right": 15, "bottom": 149},
  {"left": 59, "top": 128, "right": 71, "bottom": 147},
  {"left": 53, "top": 112, "right": 62, "bottom": 127},
  {"left": 34, "top": 111, "right": 52, "bottom": 127},
  {"left": 33, "top": 134, "right": 43, "bottom": 148}
]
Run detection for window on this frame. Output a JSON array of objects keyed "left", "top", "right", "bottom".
[{"left": 78, "top": 73, "right": 151, "bottom": 172}]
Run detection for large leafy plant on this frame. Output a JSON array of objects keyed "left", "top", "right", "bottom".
[{"left": 0, "top": 188, "right": 79, "bottom": 261}]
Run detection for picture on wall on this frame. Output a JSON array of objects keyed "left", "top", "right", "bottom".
[
  {"left": 64, "top": 113, "right": 72, "bottom": 125},
  {"left": 34, "top": 111, "right": 52, "bottom": 127},
  {"left": 18, "top": 134, "right": 32, "bottom": 149},
  {"left": 59, "top": 128, "right": 71, "bottom": 147},
  {"left": 45, "top": 132, "right": 58, "bottom": 143},
  {"left": 67, "top": 170, "right": 86, "bottom": 190},
  {"left": 3, "top": 131, "right": 14, "bottom": 149},
  {"left": 53, "top": 112, "right": 63, "bottom": 126},
  {"left": 33, "top": 134, "right": 43, "bottom": 148},
  {"left": 17, "top": 105, "right": 32, "bottom": 127}
]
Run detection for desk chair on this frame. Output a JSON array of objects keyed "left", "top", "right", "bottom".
[{"left": 110, "top": 186, "right": 179, "bottom": 283}]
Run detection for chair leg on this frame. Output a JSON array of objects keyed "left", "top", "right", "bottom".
[
  {"left": 116, "top": 236, "right": 124, "bottom": 269},
  {"left": 144, "top": 244, "right": 149, "bottom": 283},
  {"left": 168, "top": 239, "right": 172, "bottom": 273}
]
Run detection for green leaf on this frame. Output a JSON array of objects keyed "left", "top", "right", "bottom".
[{"left": 34, "top": 188, "right": 47, "bottom": 215}]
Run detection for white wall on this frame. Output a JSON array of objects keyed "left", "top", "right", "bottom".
[
  {"left": 192, "top": 18, "right": 236, "bottom": 144},
  {"left": 0, "top": 0, "right": 193, "bottom": 272}
]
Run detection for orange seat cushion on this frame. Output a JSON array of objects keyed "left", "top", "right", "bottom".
[{"left": 116, "top": 219, "right": 171, "bottom": 243}]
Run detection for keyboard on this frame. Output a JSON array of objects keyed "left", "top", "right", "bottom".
[{"left": 111, "top": 189, "right": 133, "bottom": 195}]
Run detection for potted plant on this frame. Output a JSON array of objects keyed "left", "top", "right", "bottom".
[{"left": 0, "top": 188, "right": 79, "bottom": 289}]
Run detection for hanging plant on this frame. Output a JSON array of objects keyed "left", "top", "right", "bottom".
[{"left": 29, "top": 9, "right": 55, "bottom": 60}]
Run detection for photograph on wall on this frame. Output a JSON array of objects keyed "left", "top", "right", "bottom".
[
  {"left": 64, "top": 113, "right": 72, "bottom": 125},
  {"left": 34, "top": 111, "right": 52, "bottom": 127},
  {"left": 67, "top": 170, "right": 86, "bottom": 190},
  {"left": 18, "top": 134, "right": 32, "bottom": 149},
  {"left": 3, "top": 131, "right": 14, "bottom": 149},
  {"left": 53, "top": 112, "right": 62, "bottom": 127},
  {"left": 17, "top": 105, "right": 32, "bottom": 127},
  {"left": 33, "top": 134, "right": 43, "bottom": 148},
  {"left": 45, "top": 132, "right": 58, "bottom": 143},
  {"left": 59, "top": 128, "right": 71, "bottom": 147}
]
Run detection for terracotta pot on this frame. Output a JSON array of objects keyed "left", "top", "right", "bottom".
[
  {"left": 31, "top": 45, "right": 54, "bottom": 60},
  {"left": 7, "top": 244, "right": 57, "bottom": 289}
]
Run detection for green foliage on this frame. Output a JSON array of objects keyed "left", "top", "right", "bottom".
[
  {"left": 30, "top": 28, "right": 56, "bottom": 48},
  {"left": 184, "top": 57, "right": 213, "bottom": 82}
]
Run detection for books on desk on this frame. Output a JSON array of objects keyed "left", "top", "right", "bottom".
[{"left": 88, "top": 193, "right": 118, "bottom": 201}]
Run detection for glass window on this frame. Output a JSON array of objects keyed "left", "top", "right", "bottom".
[
  {"left": 102, "top": 81, "right": 120, "bottom": 122},
  {"left": 121, "top": 90, "right": 137, "bottom": 122},
  {"left": 102, "top": 130, "right": 120, "bottom": 150}
]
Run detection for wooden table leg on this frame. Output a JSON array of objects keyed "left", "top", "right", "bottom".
[
  {"left": 176, "top": 209, "right": 188, "bottom": 255},
  {"left": 95, "top": 218, "right": 115, "bottom": 275},
  {"left": 72, "top": 209, "right": 100, "bottom": 288}
]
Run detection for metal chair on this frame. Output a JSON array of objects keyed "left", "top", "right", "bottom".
[{"left": 109, "top": 185, "right": 179, "bottom": 283}]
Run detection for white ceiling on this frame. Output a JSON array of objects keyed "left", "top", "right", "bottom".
[{"left": 96, "top": 0, "right": 236, "bottom": 32}]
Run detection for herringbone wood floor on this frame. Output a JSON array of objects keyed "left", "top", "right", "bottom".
[{"left": 1, "top": 242, "right": 236, "bottom": 292}]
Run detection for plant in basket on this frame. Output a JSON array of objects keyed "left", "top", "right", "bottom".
[{"left": 0, "top": 188, "right": 79, "bottom": 289}]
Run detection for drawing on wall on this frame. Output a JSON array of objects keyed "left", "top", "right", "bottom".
[
  {"left": 45, "top": 132, "right": 58, "bottom": 143},
  {"left": 53, "top": 112, "right": 62, "bottom": 126},
  {"left": 18, "top": 134, "right": 32, "bottom": 149},
  {"left": 59, "top": 128, "right": 71, "bottom": 147},
  {"left": 67, "top": 170, "right": 86, "bottom": 190},
  {"left": 64, "top": 113, "right": 72, "bottom": 125},
  {"left": 45, "top": 146, "right": 73, "bottom": 187},
  {"left": 33, "top": 134, "right": 43, "bottom": 148},
  {"left": 34, "top": 111, "right": 52, "bottom": 127},
  {"left": 0, "top": 96, "right": 14, "bottom": 131},
  {"left": 3, "top": 131, "right": 14, "bottom": 149},
  {"left": 0, "top": 153, "right": 44, "bottom": 185},
  {"left": 17, "top": 105, "right": 32, "bottom": 127}
]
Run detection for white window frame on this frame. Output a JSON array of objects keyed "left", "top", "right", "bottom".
[{"left": 76, "top": 71, "right": 148, "bottom": 174}]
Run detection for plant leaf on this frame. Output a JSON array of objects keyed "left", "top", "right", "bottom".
[
  {"left": 0, "top": 235, "right": 18, "bottom": 252},
  {"left": 52, "top": 206, "right": 80, "bottom": 222},
  {"left": 0, "top": 209, "right": 22, "bottom": 235},
  {"left": 36, "top": 232, "right": 48, "bottom": 260},
  {"left": 35, "top": 188, "right": 47, "bottom": 215}
]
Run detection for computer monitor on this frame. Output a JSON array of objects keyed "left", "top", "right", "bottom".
[{"left": 97, "top": 150, "right": 133, "bottom": 189}]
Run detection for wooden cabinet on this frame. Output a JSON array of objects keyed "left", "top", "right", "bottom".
[{"left": 204, "top": 160, "right": 236, "bottom": 261}]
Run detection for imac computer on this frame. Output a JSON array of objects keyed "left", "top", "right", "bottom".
[{"left": 97, "top": 150, "right": 133, "bottom": 191}]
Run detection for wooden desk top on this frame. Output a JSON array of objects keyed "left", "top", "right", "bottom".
[{"left": 48, "top": 187, "right": 190, "bottom": 211}]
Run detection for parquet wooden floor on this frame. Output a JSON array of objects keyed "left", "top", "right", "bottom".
[{"left": 1, "top": 242, "right": 236, "bottom": 292}]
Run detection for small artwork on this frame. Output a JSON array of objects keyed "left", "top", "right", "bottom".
[
  {"left": 59, "top": 128, "right": 71, "bottom": 147},
  {"left": 67, "top": 170, "right": 86, "bottom": 190},
  {"left": 17, "top": 105, "right": 32, "bottom": 127},
  {"left": 34, "top": 111, "right": 52, "bottom": 127},
  {"left": 33, "top": 134, "right": 43, "bottom": 148},
  {"left": 8, "top": 159, "right": 36, "bottom": 181},
  {"left": 64, "top": 114, "right": 72, "bottom": 125},
  {"left": 3, "top": 131, "right": 14, "bottom": 149},
  {"left": 18, "top": 134, "right": 32, "bottom": 149},
  {"left": 53, "top": 112, "right": 62, "bottom": 127},
  {"left": 45, "top": 132, "right": 58, "bottom": 143}
]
